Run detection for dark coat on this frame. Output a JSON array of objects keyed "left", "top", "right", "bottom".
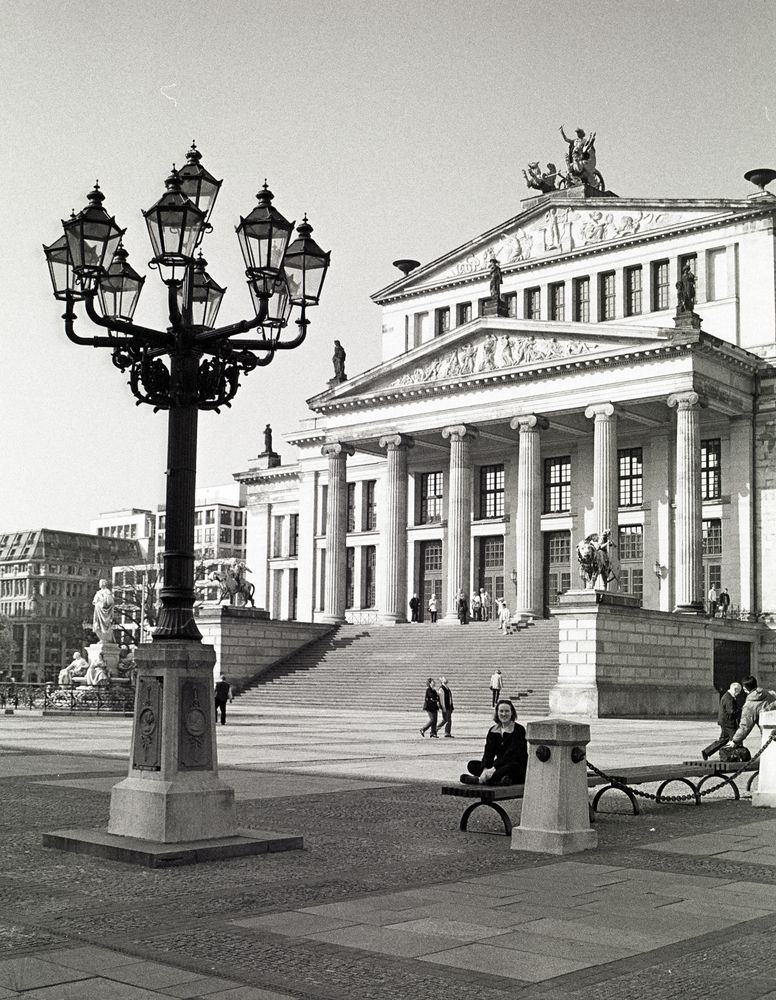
[
  {"left": 481, "top": 724, "right": 528, "bottom": 781},
  {"left": 423, "top": 686, "right": 439, "bottom": 713},
  {"left": 717, "top": 690, "right": 741, "bottom": 733},
  {"left": 214, "top": 680, "right": 231, "bottom": 703}
]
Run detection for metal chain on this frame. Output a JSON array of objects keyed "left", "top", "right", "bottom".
[{"left": 586, "top": 730, "right": 776, "bottom": 804}]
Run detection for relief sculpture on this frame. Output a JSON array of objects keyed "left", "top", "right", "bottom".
[{"left": 393, "top": 333, "right": 596, "bottom": 387}]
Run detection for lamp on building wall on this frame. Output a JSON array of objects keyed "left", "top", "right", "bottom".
[
  {"left": 654, "top": 560, "right": 664, "bottom": 588},
  {"left": 510, "top": 568, "right": 518, "bottom": 594}
]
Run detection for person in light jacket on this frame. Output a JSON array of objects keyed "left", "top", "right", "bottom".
[
  {"left": 728, "top": 676, "right": 776, "bottom": 748},
  {"left": 438, "top": 676, "right": 454, "bottom": 737}
]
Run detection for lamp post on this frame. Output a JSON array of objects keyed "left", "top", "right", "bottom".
[
  {"left": 510, "top": 568, "right": 518, "bottom": 596},
  {"left": 42, "top": 144, "right": 329, "bottom": 864}
]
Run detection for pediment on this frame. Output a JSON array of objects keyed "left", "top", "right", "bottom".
[{"left": 374, "top": 195, "right": 760, "bottom": 300}]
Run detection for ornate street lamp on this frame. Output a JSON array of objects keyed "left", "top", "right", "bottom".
[{"left": 43, "top": 146, "right": 329, "bottom": 864}]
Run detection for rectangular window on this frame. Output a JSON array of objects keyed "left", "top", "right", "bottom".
[
  {"left": 524, "top": 287, "right": 541, "bottom": 320},
  {"left": 702, "top": 518, "right": 722, "bottom": 556},
  {"left": 707, "top": 248, "right": 727, "bottom": 300},
  {"left": 345, "top": 547, "right": 355, "bottom": 608},
  {"left": 679, "top": 252, "right": 697, "bottom": 276},
  {"left": 503, "top": 292, "right": 517, "bottom": 318},
  {"left": 620, "top": 567, "right": 644, "bottom": 603},
  {"left": 435, "top": 307, "right": 450, "bottom": 337},
  {"left": 413, "top": 312, "right": 429, "bottom": 347},
  {"left": 420, "top": 471, "right": 444, "bottom": 524},
  {"left": 204, "top": 528, "right": 214, "bottom": 544},
  {"left": 424, "top": 542, "right": 442, "bottom": 573},
  {"left": 652, "top": 259, "right": 670, "bottom": 311},
  {"left": 363, "top": 480, "right": 377, "bottom": 531},
  {"left": 272, "top": 516, "right": 283, "bottom": 558},
  {"left": 478, "top": 297, "right": 489, "bottom": 317},
  {"left": 544, "top": 457, "right": 571, "bottom": 513},
  {"left": 701, "top": 438, "right": 721, "bottom": 500},
  {"left": 618, "top": 447, "right": 643, "bottom": 507},
  {"left": 205, "top": 509, "right": 215, "bottom": 524},
  {"left": 220, "top": 510, "right": 232, "bottom": 525},
  {"left": 547, "top": 531, "right": 571, "bottom": 564},
  {"left": 599, "top": 271, "right": 616, "bottom": 321},
  {"left": 456, "top": 301, "right": 472, "bottom": 326},
  {"left": 194, "top": 511, "right": 202, "bottom": 526},
  {"left": 483, "top": 537, "right": 504, "bottom": 569},
  {"left": 346, "top": 482, "right": 356, "bottom": 533},
  {"left": 625, "top": 265, "right": 642, "bottom": 316},
  {"left": 363, "top": 545, "right": 376, "bottom": 607},
  {"left": 320, "top": 485, "right": 328, "bottom": 535},
  {"left": 289, "top": 514, "right": 299, "bottom": 557},
  {"left": 219, "top": 527, "right": 231, "bottom": 544},
  {"left": 235, "top": 510, "right": 244, "bottom": 526},
  {"left": 549, "top": 282, "right": 565, "bottom": 321},
  {"left": 619, "top": 524, "right": 644, "bottom": 561},
  {"left": 479, "top": 464, "right": 505, "bottom": 519},
  {"left": 573, "top": 277, "right": 590, "bottom": 322},
  {"left": 233, "top": 529, "right": 243, "bottom": 546}
]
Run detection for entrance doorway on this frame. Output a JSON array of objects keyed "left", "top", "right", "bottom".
[
  {"left": 543, "top": 530, "right": 572, "bottom": 617},
  {"left": 420, "top": 540, "right": 443, "bottom": 621},
  {"left": 478, "top": 536, "right": 504, "bottom": 618},
  {"left": 713, "top": 639, "right": 750, "bottom": 695}
]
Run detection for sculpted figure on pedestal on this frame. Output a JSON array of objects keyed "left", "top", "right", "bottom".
[
  {"left": 92, "top": 580, "right": 115, "bottom": 643},
  {"left": 676, "top": 263, "right": 697, "bottom": 313},
  {"left": 488, "top": 254, "right": 503, "bottom": 301},
  {"left": 523, "top": 161, "right": 559, "bottom": 193},
  {"left": 332, "top": 340, "right": 347, "bottom": 382},
  {"left": 576, "top": 530, "right": 617, "bottom": 590},
  {"left": 559, "top": 126, "right": 605, "bottom": 191}
]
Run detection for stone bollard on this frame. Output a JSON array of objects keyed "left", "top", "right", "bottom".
[
  {"left": 511, "top": 718, "right": 597, "bottom": 855},
  {"left": 752, "top": 710, "right": 776, "bottom": 808}
]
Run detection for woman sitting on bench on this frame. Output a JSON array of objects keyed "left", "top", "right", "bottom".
[{"left": 460, "top": 699, "right": 528, "bottom": 786}]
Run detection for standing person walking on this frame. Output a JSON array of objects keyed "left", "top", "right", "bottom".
[
  {"left": 456, "top": 589, "right": 469, "bottom": 625},
  {"left": 489, "top": 667, "right": 503, "bottom": 707},
  {"left": 438, "top": 676, "right": 454, "bottom": 737},
  {"left": 707, "top": 583, "right": 719, "bottom": 619},
  {"left": 428, "top": 593, "right": 438, "bottom": 623},
  {"left": 480, "top": 588, "right": 490, "bottom": 621},
  {"left": 420, "top": 678, "right": 439, "bottom": 738},
  {"left": 499, "top": 598, "right": 511, "bottom": 634},
  {"left": 214, "top": 675, "right": 233, "bottom": 726},
  {"left": 471, "top": 591, "right": 481, "bottom": 622},
  {"left": 719, "top": 587, "right": 731, "bottom": 619},
  {"left": 409, "top": 593, "right": 420, "bottom": 622},
  {"left": 701, "top": 680, "right": 743, "bottom": 759}
]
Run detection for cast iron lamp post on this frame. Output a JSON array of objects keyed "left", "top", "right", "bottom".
[
  {"left": 44, "top": 143, "right": 330, "bottom": 644},
  {"left": 40, "top": 145, "right": 329, "bottom": 862}
]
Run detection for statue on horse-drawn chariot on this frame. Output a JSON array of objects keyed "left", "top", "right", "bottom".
[
  {"left": 576, "top": 530, "right": 618, "bottom": 590},
  {"left": 523, "top": 125, "right": 605, "bottom": 194}
]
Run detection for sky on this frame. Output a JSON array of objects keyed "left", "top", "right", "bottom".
[{"left": 1, "top": 0, "right": 775, "bottom": 533}]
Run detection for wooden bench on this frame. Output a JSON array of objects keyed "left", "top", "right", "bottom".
[{"left": 441, "top": 759, "right": 759, "bottom": 835}]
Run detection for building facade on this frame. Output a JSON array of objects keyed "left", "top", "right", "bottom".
[{"left": 236, "top": 180, "right": 776, "bottom": 660}]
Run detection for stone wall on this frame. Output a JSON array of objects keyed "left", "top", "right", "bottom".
[
  {"left": 549, "top": 590, "right": 771, "bottom": 718},
  {"left": 196, "top": 606, "right": 334, "bottom": 691}
]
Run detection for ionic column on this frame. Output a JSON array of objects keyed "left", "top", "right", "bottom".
[
  {"left": 321, "top": 443, "right": 354, "bottom": 623},
  {"left": 668, "top": 391, "right": 704, "bottom": 613},
  {"left": 509, "top": 414, "right": 547, "bottom": 618},
  {"left": 378, "top": 434, "right": 414, "bottom": 624},
  {"left": 584, "top": 403, "right": 619, "bottom": 591},
  {"left": 441, "top": 424, "right": 477, "bottom": 619}
]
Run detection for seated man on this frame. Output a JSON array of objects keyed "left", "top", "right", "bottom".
[{"left": 460, "top": 699, "right": 528, "bottom": 786}]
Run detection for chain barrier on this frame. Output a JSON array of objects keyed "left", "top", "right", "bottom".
[{"left": 586, "top": 730, "right": 776, "bottom": 804}]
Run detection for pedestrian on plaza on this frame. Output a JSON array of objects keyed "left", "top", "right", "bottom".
[
  {"left": 214, "top": 675, "right": 233, "bottom": 726},
  {"left": 409, "top": 593, "right": 420, "bottom": 623},
  {"left": 459, "top": 699, "right": 528, "bottom": 786},
  {"left": 428, "top": 593, "right": 438, "bottom": 623},
  {"left": 701, "top": 680, "right": 743, "bottom": 759},
  {"left": 420, "top": 677, "right": 439, "bottom": 738},
  {"left": 471, "top": 591, "right": 481, "bottom": 622},
  {"left": 719, "top": 588, "right": 731, "bottom": 619},
  {"left": 480, "top": 588, "right": 490, "bottom": 621},
  {"left": 727, "top": 676, "right": 776, "bottom": 750},
  {"left": 438, "top": 676, "right": 454, "bottom": 737},
  {"left": 456, "top": 589, "right": 469, "bottom": 625},
  {"left": 499, "top": 599, "right": 511, "bottom": 635},
  {"left": 707, "top": 583, "right": 719, "bottom": 619},
  {"left": 489, "top": 667, "right": 503, "bottom": 707}
]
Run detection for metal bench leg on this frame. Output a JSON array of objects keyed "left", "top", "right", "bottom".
[
  {"left": 747, "top": 771, "right": 758, "bottom": 792},
  {"left": 591, "top": 784, "right": 639, "bottom": 816},
  {"left": 460, "top": 801, "right": 512, "bottom": 836},
  {"left": 656, "top": 778, "right": 700, "bottom": 806},
  {"left": 697, "top": 773, "right": 739, "bottom": 800}
]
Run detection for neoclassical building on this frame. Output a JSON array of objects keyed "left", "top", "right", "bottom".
[{"left": 236, "top": 168, "right": 776, "bottom": 707}]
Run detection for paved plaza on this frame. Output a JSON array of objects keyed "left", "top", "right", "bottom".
[{"left": 1, "top": 706, "right": 775, "bottom": 999}]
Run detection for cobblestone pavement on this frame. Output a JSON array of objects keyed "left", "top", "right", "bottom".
[{"left": 0, "top": 713, "right": 775, "bottom": 998}]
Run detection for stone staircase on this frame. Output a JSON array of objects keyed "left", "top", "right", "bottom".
[{"left": 236, "top": 619, "right": 559, "bottom": 716}]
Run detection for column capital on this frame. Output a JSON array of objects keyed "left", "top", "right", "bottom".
[
  {"left": 584, "top": 402, "right": 616, "bottom": 421},
  {"left": 321, "top": 442, "right": 355, "bottom": 459},
  {"left": 509, "top": 414, "right": 549, "bottom": 433},
  {"left": 441, "top": 424, "right": 478, "bottom": 443},
  {"left": 378, "top": 433, "right": 415, "bottom": 451},
  {"left": 667, "top": 391, "right": 705, "bottom": 411}
]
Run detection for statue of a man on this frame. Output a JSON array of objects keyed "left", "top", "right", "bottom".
[
  {"left": 263, "top": 423, "right": 273, "bottom": 454},
  {"left": 332, "top": 340, "right": 346, "bottom": 381},
  {"left": 91, "top": 579, "right": 115, "bottom": 643},
  {"left": 488, "top": 254, "right": 502, "bottom": 301},
  {"left": 676, "top": 263, "right": 696, "bottom": 313}
]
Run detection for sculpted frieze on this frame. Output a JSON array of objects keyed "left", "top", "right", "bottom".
[{"left": 392, "top": 333, "right": 598, "bottom": 387}]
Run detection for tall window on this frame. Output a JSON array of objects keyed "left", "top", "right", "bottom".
[
  {"left": 320, "top": 485, "right": 328, "bottom": 535},
  {"left": 479, "top": 464, "right": 505, "bottom": 518},
  {"left": 702, "top": 518, "right": 722, "bottom": 556},
  {"left": 573, "top": 277, "right": 590, "bottom": 321},
  {"left": 456, "top": 301, "right": 472, "bottom": 326},
  {"left": 524, "top": 287, "right": 541, "bottom": 320},
  {"left": 625, "top": 265, "right": 642, "bottom": 316},
  {"left": 420, "top": 472, "right": 444, "bottom": 524},
  {"left": 679, "top": 252, "right": 697, "bottom": 276},
  {"left": 549, "top": 282, "right": 565, "bottom": 321},
  {"left": 652, "top": 259, "right": 670, "bottom": 311},
  {"left": 619, "top": 524, "right": 644, "bottom": 602},
  {"left": 345, "top": 547, "right": 355, "bottom": 608},
  {"left": 346, "top": 482, "right": 356, "bottom": 532},
  {"left": 707, "top": 248, "right": 727, "bottom": 300},
  {"left": 362, "top": 480, "right": 377, "bottom": 531},
  {"left": 544, "top": 457, "right": 571, "bottom": 513},
  {"left": 503, "top": 292, "right": 517, "bottom": 317},
  {"left": 618, "top": 448, "right": 643, "bottom": 506},
  {"left": 362, "top": 546, "right": 376, "bottom": 607},
  {"left": 272, "top": 516, "right": 283, "bottom": 558},
  {"left": 289, "top": 514, "right": 299, "bottom": 557},
  {"left": 701, "top": 438, "right": 721, "bottom": 500},
  {"left": 477, "top": 297, "right": 489, "bottom": 317},
  {"left": 435, "top": 306, "right": 450, "bottom": 337},
  {"left": 599, "top": 271, "right": 616, "bottom": 321},
  {"left": 483, "top": 537, "right": 504, "bottom": 570}
]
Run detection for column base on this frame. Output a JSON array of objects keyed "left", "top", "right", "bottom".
[
  {"left": 379, "top": 614, "right": 408, "bottom": 626},
  {"left": 674, "top": 602, "right": 705, "bottom": 615},
  {"left": 319, "top": 614, "right": 347, "bottom": 625},
  {"left": 108, "top": 774, "right": 237, "bottom": 843},
  {"left": 511, "top": 827, "right": 598, "bottom": 855},
  {"left": 548, "top": 682, "right": 599, "bottom": 718}
]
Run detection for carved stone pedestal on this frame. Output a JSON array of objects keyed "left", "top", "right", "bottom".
[{"left": 42, "top": 640, "right": 302, "bottom": 867}]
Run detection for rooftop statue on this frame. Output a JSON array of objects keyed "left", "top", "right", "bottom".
[
  {"left": 559, "top": 126, "right": 605, "bottom": 192},
  {"left": 488, "top": 253, "right": 503, "bottom": 301},
  {"left": 676, "top": 262, "right": 697, "bottom": 314},
  {"left": 263, "top": 423, "right": 273, "bottom": 454},
  {"left": 332, "top": 340, "right": 347, "bottom": 383},
  {"left": 523, "top": 161, "right": 560, "bottom": 194}
]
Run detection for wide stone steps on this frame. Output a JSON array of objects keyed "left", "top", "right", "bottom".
[{"left": 236, "top": 620, "right": 559, "bottom": 715}]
